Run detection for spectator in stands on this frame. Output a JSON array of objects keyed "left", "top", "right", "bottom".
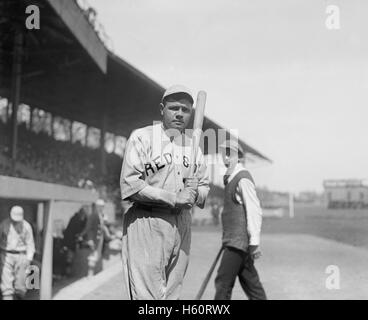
[
  {"left": 0, "top": 120, "right": 122, "bottom": 209},
  {"left": 0, "top": 206, "right": 35, "bottom": 300}
]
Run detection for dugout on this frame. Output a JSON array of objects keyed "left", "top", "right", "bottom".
[{"left": 0, "top": 175, "right": 98, "bottom": 299}]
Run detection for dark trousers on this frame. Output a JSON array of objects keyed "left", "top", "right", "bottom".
[{"left": 214, "top": 246, "right": 267, "bottom": 300}]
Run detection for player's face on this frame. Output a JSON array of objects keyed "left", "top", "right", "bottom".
[
  {"left": 161, "top": 98, "right": 193, "bottom": 131},
  {"left": 221, "top": 148, "right": 238, "bottom": 168},
  {"left": 96, "top": 204, "right": 104, "bottom": 215}
]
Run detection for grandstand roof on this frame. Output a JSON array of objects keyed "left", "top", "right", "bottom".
[{"left": 0, "top": 0, "right": 271, "bottom": 162}]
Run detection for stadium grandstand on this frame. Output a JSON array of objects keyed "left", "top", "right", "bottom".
[{"left": 0, "top": 0, "right": 270, "bottom": 299}]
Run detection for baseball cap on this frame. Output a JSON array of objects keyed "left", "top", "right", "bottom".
[
  {"left": 10, "top": 206, "right": 24, "bottom": 222},
  {"left": 162, "top": 85, "right": 194, "bottom": 104},
  {"left": 219, "top": 139, "right": 244, "bottom": 157}
]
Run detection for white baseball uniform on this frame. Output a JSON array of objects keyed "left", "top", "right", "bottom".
[
  {"left": 0, "top": 218, "right": 35, "bottom": 299},
  {"left": 120, "top": 122, "right": 209, "bottom": 300}
]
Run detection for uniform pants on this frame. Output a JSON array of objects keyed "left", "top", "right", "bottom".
[
  {"left": 214, "top": 246, "right": 267, "bottom": 300},
  {"left": 122, "top": 207, "right": 191, "bottom": 300},
  {"left": 0, "top": 252, "right": 29, "bottom": 298}
]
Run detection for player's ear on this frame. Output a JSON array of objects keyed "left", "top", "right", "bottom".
[{"left": 160, "top": 103, "right": 165, "bottom": 116}]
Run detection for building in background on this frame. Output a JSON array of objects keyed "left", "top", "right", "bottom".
[{"left": 323, "top": 179, "right": 368, "bottom": 209}]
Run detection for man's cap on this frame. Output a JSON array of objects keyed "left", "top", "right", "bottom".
[
  {"left": 10, "top": 206, "right": 24, "bottom": 222},
  {"left": 95, "top": 199, "right": 105, "bottom": 206},
  {"left": 162, "top": 85, "right": 194, "bottom": 104},
  {"left": 219, "top": 139, "right": 244, "bottom": 157}
]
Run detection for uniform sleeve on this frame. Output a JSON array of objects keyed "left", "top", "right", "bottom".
[
  {"left": 194, "top": 148, "right": 210, "bottom": 209},
  {"left": 120, "top": 131, "right": 178, "bottom": 207},
  {"left": 130, "top": 186, "right": 177, "bottom": 208},
  {"left": 238, "top": 178, "right": 263, "bottom": 246},
  {"left": 120, "top": 131, "right": 148, "bottom": 200},
  {"left": 25, "top": 222, "right": 35, "bottom": 261}
]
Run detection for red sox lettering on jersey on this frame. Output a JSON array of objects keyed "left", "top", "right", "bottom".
[{"left": 121, "top": 122, "right": 207, "bottom": 203}]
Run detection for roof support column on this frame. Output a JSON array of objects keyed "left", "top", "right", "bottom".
[
  {"left": 50, "top": 114, "right": 54, "bottom": 138},
  {"left": 100, "top": 113, "right": 107, "bottom": 176},
  {"left": 70, "top": 121, "right": 74, "bottom": 143},
  {"left": 29, "top": 106, "right": 33, "bottom": 131},
  {"left": 10, "top": 29, "right": 23, "bottom": 166},
  {"left": 6, "top": 100, "right": 11, "bottom": 122},
  {"left": 40, "top": 200, "right": 54, "bottom": 300},
  {"left": 85, "top": 126, "right": 89, "bottom": 146}
]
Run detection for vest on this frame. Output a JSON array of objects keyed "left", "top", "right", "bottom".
[{"left": 221, "top": 170, "right": 255, "bottom": 252}]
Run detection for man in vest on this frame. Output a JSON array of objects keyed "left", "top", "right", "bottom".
[{"left": 214, "top": 140, "right": 267, "bottom": 300}]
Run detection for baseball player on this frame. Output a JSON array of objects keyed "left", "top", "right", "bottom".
[
  {"left": 0, "top": 206, "right": 35, "bottom": 300},
  {"left": 214, "top": 140, "right": 267, "bottom": 300},
  {"left": 120, "top": 85, "right": 210, "bottom": 300}
]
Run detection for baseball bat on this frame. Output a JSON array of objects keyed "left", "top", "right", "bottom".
[
  {"left": 195, "top": 246, "right": 224, "bottom": 300},
  {"left": 189, "top": 90, "right": 207, "bottom": 176}
]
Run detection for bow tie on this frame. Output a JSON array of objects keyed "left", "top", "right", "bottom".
[{"left": 223, "top": 175, "right": 230, "bottom": 186}]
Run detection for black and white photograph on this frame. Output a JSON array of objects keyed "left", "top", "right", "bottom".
[{"left": 0, "top": 0, "right": 368, "bottom": 303}]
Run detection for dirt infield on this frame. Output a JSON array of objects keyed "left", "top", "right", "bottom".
[
  {"left": 182, "top": 232, "right": 368, "bottom": 300},
  {"left": 82, "top": 230, "right": 368, "bottom": 300}
]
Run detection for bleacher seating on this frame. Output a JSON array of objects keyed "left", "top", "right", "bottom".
[{"left": 0, "top": 121, "right": 122, "bottom": 201}]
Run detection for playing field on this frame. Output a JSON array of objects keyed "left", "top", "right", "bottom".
[
  {"left": 263, "top": 205, "right": 368, "bottom": 249},
  {"left": 82, "top": 205, "right": 368, "bottom": 300}
]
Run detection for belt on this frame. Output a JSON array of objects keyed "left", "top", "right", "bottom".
[
  {"left": 134, "top": 203, "right": 182, "bottom": 215},
  {"left": 0, "top": 248, "right": 26, "bottom": 254}
]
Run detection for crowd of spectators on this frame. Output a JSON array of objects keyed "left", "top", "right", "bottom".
[{"left": 0, "top": 121, "right": 122, "bottom": 201}]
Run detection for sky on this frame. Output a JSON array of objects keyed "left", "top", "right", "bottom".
[{"left": 88, "top": 0, "right": 368, "bottom": 193}]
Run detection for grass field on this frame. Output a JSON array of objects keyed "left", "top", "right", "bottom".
[
  {"left": 193, "top": 205, "right": 368, "bottom": 250},
  {"left": 262, "top": 205, "right": 368, "bottom": 250}
]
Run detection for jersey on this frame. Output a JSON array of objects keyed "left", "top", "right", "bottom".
[
  {"left": 120, "top": 122, "right": 209, "bottom": 208},
  {"left": 0, "top": 218, "right": 35, "bottom": 261}
]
